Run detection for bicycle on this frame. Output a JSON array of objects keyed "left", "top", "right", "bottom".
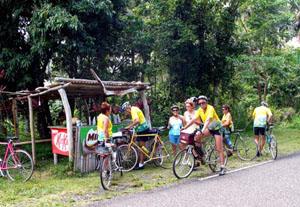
[
  {"left": 173, "top": 130, "right": 228, "bottom": 179},
  {"left": 262, "top": 125, "right": 278, "bottom": 160},
  {"left": 118, "top": 127, "right": 173, "bottom": 172},
  {"left": 96, "top": 140, "right": 123, "bottom": 190},
  {"left": 224, "top": 129, "right": 258, "bottom": 161},
  {"left": 0, "top": 136, "right": 34, "bottom": 182}
]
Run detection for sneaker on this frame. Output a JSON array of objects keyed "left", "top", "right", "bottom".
[
  {"left": 136, "top": 165, "right": 144, "bottom": 170},
  {"left": 256, "top": 151, "right": 261, "bottom": 157},
  {"left": 219, "top": 167, "right": 226, "bottom": 176}
]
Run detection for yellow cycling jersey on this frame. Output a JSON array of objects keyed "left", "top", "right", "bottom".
[
  {"left": 222, "top": 113, "right": 233, "bottom": 128},
  {"left": 97, "top": 113, "right": 112, "bottom": 139},
  {"left": 195, "top": 104, "right": 220, "bottom": 123},
  {"left": 252, "top": 106, "right": 272, "bottom": 128},
  {"left": 131, "top": 106, "right": 146, "bottom": 124}
]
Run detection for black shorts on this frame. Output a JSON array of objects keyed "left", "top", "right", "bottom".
[
  {"left": 209, "top": 129, "right": 221, "bottom": 136},
  {"left": 136, "top": 128, "right": 151, "bottom": 142},
  {"left": 254, "top": 127, "right": 266, "bottom": 136}
]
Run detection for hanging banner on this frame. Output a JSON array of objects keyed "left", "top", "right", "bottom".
[{"left": 50, "top": 127, "right": 69, "bottom": 156}]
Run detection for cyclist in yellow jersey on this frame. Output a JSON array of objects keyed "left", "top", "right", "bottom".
[
  {"left": 97, "top": 102, "right": 113, "bottom": 142},
  {"left": 252, "top": 101, "right": 273, "bottom": 156},
  {"left": 182, "top": 95, "right": 226, "bottom": 176},
  {"left": 121, "top": 101, "right": 150, "bottom": 169}
]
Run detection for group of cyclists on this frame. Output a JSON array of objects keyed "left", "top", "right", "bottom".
[{"left": 96, "top": 94, "right": 273, "bottom": 176}]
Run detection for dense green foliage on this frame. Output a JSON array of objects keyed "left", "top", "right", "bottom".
[{"left": 1, "top": 0, "right": 300, "bottom": 130}]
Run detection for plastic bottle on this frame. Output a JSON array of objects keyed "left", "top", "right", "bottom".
[
  {"left": 112, "top": 151, "right": 117, "bottom": 161},
  {"left": 141, "top": 146, "right": 149, "bottom": 154}
]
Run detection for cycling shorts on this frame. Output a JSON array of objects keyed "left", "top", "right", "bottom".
[{"left": 254, "top": 127, "right": 266, "bottom": 136}]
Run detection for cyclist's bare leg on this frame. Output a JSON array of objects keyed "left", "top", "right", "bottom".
[
  {"left": 138, "top": 141, "right": 146, "bottom": 165},
  {"left": 214, "top": 134, "right": 225, "bottom": 165},
  {"left": 259, "top": 135, "right": 266, "bottom": 153},
  {"left": 193, "top": 130, "right": 210, "bottom": 159},
  {"left": 254, "top": 135, "right": 259, "bottom": 146}
]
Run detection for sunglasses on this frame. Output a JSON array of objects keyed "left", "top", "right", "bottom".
[
  {"left": 199, "top": 102, "right": 206, "bottom": 105},
  {"left": 172, "top": 109, "right": 179, "bottom": 112}
]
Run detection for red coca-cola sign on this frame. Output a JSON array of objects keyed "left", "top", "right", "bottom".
[{"left": 50, "top": 128, "right": 69, "bottom": 156}]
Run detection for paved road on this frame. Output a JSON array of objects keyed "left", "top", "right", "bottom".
[{"left": 90, "top": 153, "right": 300, "bottom": 207}]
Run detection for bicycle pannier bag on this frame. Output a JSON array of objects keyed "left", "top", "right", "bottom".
[{"left": 180, "top": 132, "right": 194, "bottom": 145}]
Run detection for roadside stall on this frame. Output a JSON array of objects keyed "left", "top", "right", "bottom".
[{"left": 6, "top": 72, "right": 151, "bottom": 172}]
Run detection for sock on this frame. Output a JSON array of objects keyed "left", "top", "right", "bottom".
[{"left": 139, "top": 163, "right": 144, "bottom": 167}]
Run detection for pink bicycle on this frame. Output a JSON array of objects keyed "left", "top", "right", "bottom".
[{"left": 0, "top": 137, "right": 33, "bottom": 182}]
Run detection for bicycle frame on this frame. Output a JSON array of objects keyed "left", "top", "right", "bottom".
[
  {"left": 128, "top": 132, "right": 168, "bottom": 164},
  {"left": 0, "top": 140, "right": 18, "bottom": 171}
]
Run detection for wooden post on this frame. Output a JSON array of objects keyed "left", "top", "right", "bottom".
[
  {"left": 12, "top": 99, "right": 19, "bottom": 138},
  {"left": 58, "top": 88, "right": 73, "bottom": 162},
  {"left": 140, "top": 90, "right": 152, "bottom": 129},
  {"left": 53, "top": 153, "right": 58, "bottom": 165},
  {"left": 27, "top": 96, "right": 36, "bottom": 165}
]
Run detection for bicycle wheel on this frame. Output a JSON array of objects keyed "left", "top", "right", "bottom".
[
  {"left": 236, "top": 136, "right": 258, "bottom": 161},
  {"left": 6, "top": 149, "right": 34, "bottom": 182},
  {"left": 114, "top": 149, "right": 124, "bottom": 177},
  {"left": 118, "top": 144, "right": 138, "bottom": 172},
  {"left": 95, "top": 154, "right": 101, "bottom": 170},
  {"left": 153, "top": 141, "right": 173, "bottom": 169},
  {"left": 268, "top": 135, "right": 278, "bottom": 160},
  {"left": 99, "top": 155, "right": 112, "bottom": 190},
  {"left": 208, "top": 147, "right": 228, "bottom": 173},
  {"left": 173, "top": 148, "right": 195, "bottom": 179}
]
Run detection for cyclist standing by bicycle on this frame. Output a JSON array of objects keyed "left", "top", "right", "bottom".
[
  {"left": 97, "top": 102, "right": 113, "bottom": 144},
  {"left": 182, "top": 95, "right": 226, "bottom": 176},
  {"left": 121, "top": 101, "right": 150, "bottom": 170},
  {"left": 221, "top": 104, "right": 234, "bottom": 156},
  {"left": 252, "top": 101, "right": 273, "bottom": 157}
]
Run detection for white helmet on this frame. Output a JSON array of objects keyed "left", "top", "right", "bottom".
[{"left": 121, "top": 101, "right": 130, "bottom": 112}]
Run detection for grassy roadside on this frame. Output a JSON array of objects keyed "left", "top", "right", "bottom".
[{"left": 1, "top": 126, "right": 300, "bottom": 207}]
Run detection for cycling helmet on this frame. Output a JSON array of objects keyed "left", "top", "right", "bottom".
[
  {"left": 197, "top": 95, "right": 208, "bottom": 101},
  {"left": 189, "top": 97, "right": 198, "bottom": 103},
  {"left": 121, "top": 101, "right": 130, "bottom": 112},
  {"left": 261, "top": 101, "right": 268, "bottom": 107}
]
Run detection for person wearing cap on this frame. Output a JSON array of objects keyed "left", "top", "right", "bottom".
[
  {"left": 252, "top": 101, "right": 273, "bottom": 157},
  {"left": 121, "top": 101, "right": 149, "bottom": 169},
  {"left": 182, "top": 95, "right": 226, "bottom": 176},
  {"left": 168, "top": 105, "right": 184, "bottom": 156},
  {"left": 221, "top": 104, "right": 234, "bottom": 156}
]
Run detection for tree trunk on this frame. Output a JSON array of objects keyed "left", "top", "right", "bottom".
[
  {"left": 37, "top": 100, "right": 51, "bottom": 139},
  {"left": 263, "top": 78, "right": 268, "bottom": 101},
  {"left": 252, "top": 61, "right": 262, "bottom": 103},
  {"left": 213, "top": 80, "right": 219, "bottom": 106}
]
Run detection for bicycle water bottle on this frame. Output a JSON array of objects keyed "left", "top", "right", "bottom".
[
  {"left": 112, "top": 151, "right": 117, "bottom": 161},
  {"left": 141, "top": 146, "right": 149, "bottom": 154}
]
